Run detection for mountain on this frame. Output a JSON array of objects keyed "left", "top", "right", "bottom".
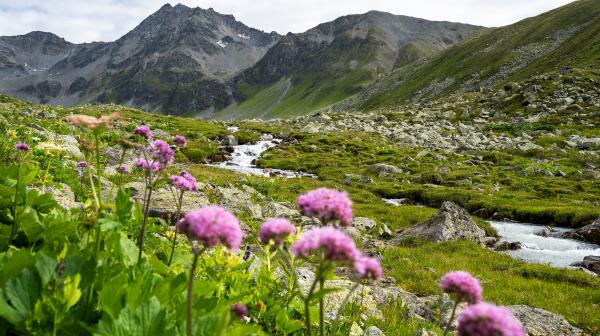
[
  {"left": 0, "top": 4, "right": 280, "bottom": 114},
  {"left": 0, "top": 4, "right": 479, "bottom": 117},
  {"left": 219, "top": 12, "right": 481, "bottom": 119},
  {"left": 351, "top": 0, "right": 600, "bottom": 110}
]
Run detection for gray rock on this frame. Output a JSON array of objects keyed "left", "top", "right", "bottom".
[
  {"left": 221, "top": 135, "right": 238, "bottom": 146},
  {"left": 364, "top": 326, "right": 385, "bottom": 336},
  {"left": 508, "top": 305, "right": 584, "bottom": 336},
  {"left": 414, "top": 329, "right": 437, "bottom": 336},
  {"left": 494, "top": 241, "right": 522, "bottom": 251},
  {"left": 368, "top": 163, "right": 403, "bottom": 177},
  {"left": 578, "top": 255, "right": 600, "bottom": 275},
  {"left": 31, "top": 183, "right": 78, "bottom": 210},
  {"left": 559, "top": 217, "right": 600, "bottom": 244},
  {"left": 214, "top": 186, "right": 263, "bottom": 220},
  {"left": 353, "top": 217, "right": 378, "bottom": 232},
  {"left": 393, "top": 201, "right": 486, "bottom": 245}
]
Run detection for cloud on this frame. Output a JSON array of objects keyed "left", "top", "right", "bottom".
[{"left": 0, "top": 0, "right": 577, "bottom": 43}]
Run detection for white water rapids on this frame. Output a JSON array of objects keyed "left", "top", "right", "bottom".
[
  {"left": 490, "top": 221, "right": 600, "bottom": 268},
  {"left": 210, "top": 130, "right": 317, "bottom": 178}
]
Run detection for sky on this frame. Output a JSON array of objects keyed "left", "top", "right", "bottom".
[{"left": 0, "top": 0, "right": 578, "bottom": 43}]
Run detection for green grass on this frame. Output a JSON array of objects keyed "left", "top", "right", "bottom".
[
  {"left": 384, "top": 240, "right": 600, "bottom": 332},
  {"left": 256, "top": 131, "right": 600, "bottom": 227},
  {"left": 361, "top": 0, "right": 600, "bottom": 109}
]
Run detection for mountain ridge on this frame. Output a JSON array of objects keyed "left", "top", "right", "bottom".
[{"left": 0, "top": 4, "right": 481, "bottom": 117}]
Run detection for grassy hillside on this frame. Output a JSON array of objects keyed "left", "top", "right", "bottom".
[{"left": 360, "top": 0, "right": 600, "bottom": 109}]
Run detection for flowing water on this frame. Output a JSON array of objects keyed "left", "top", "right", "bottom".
[
  {"left": 211, "top": 133, "right": 317, "bottom": 178},
  {"left": 490, "top": 221, "right": 600, "bottom": 268}
]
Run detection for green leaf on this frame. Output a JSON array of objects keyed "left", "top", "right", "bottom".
[
  {"left": 35, "top": 253, "right": 57, "bottom": 287},
  {"left": 0, "top": 268, "right": 40, "bottom": 323},
  {"left": 62, "top": 274, "right": 82, "bottom": 310},
  {"left": 116, "top": 188, "right": 133, "bottom": 224}
]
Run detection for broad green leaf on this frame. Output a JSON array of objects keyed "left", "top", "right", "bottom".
[
  {"left": 2, "top": 268, "right": 40, "bottom": 323},
  {"left": 63, "top": 274, "right": 82, "bottom": 310},
  {"left": 35, "top": 253, "right": 57, "bottom": 287},
  {"left": 115, "top": 188, "right": 133, "bottom": 224}
]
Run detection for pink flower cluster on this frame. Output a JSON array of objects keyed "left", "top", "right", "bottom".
[
  {"left": 457, "top": 303, "right": 525, "bottom": 336},
  {"left": 291, "top": 227, "right": 359, "bottom": 262},
  {"left": 149, "top": 140, "right": 174, "bottom": 166},
  {"left": 177, "top": 205, "right": 243, "bottom": 250},
  {"left": 170, "top": 171, "right": 198, "bottom": 192},
  {"left": 16, "top": 142, "right": 30, "bottom": 152},
  {"left": 259, "top": 218, "right": 296, "bottom": 245},
  {"left": 134, "top": 125, "right": 153, "bottom": 140},
  {"left": 173, "top": 135, "right": 187, "bottom": 146},
  {"left": 134, "top": 158, "right": 161, "bottom": 172},
  {"left": 297, "top": 188, "right": 352, "bottom": 226},
  {"left": 440, "top": 271, "right": 483, "bottom": 304},
  {"left": 354, "top": 255, "right": 383, "bottom": 280}
]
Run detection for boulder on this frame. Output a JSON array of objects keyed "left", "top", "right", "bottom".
[
  {"left": 577, "top": 255, "right": 600, "bottom": 275},
  {"left": 368, "top": 163, "right": 403, "bottom": 177},
  {"left": 508, "top": 305, "right": 585, "bottom": 336},
  {"left": 392, "top": 202, "right": 486, "bottom": 245},
  {"left": 221, "top": 135, "right": 238, "bottom": 146},
  {"left": 494, "top": 241, "right": 522, "bottom": 251},
  {"left": 364, "top": 326, "right": 385, "bottom": 336},
  {"left": 353, "top": 217, "right": 378, "bottom": 232},
  {"left": 559, "top": 217, "right": 600, "bottom": 244},
  {"left": 214, "top": 186, "right": 263, "bottom": 220},
  {"left": 31, "top": 184, "right": 78, "bottom": 210}
]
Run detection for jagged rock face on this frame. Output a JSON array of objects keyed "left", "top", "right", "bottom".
[
  {"left": 0, "top": 5, "right": 480, "bottom": 117},
  {"left": 0, "top": 4, "right": 280, "bottom": 114},
  {"left": 393, "top": 201, "right": 486, "bottom": 245}
]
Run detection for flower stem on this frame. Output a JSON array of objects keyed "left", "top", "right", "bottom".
[
  {"left": 137, "top": 177, "right": 153, "bottom": 263},
  {"left": 94, "top": 132, "right": 102, "bottom": 209},
  {"left": 10, "top": 158, "right": 21, "bottom": 242},
  {"left": 443, "top": 300, "right": 460, "bottom": 336},
  {"left": 187, "top": 250, "right": 202, "bottom": 336},
  {"left": 106, "top": 147, "right": 127, "bottom": 202},
  {"left": 167, "top": 190, "right": 184, "bottom": 266},
  {"left": 331, "top": 282, "right": 360, "bottom": 333},
  {"left": 319, "top": 277, "right": 325, "bottom": 336}
]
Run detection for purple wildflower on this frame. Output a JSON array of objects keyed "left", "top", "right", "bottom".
[
  {"left": 173, "top": 135, "right": 187, "bottom": 147},
  {"left": 259, "top": 218, "right": 296, "bottom": 245},
  {"left": 118, "top": 165, "right": 129, "bottom": 174},
  {"left": 180, "top": 171, "right": 198, "bottom": 191},
  {"left": 149, "top": 140, "right": 174, "bottom": 166},
  {"left": 354, "top": 255, "right": 383, "bottom": 281},
  {"left": 440, "top": 271, "right": 483, "bottom": 304},
  {"left": 176, "top": 206, "right": 243, "bottom": 250},
  {"left": 297, "top": 188, "right": 353, "bottom": 226},
  {"left": 230, "top": 303, "right": 249, "bottom": 319},
  {"left": 170, "top": 171, "right": 198, "bottom": 192},
  {"left": 133, "top": 125, "right": 153, "bottom": 140},
  {"left": 290, "top": 227, "right": 359, "bottom": 262},
  {"left": 76, "top": 161, "right": 89, "bottom": 169},
  {"left": 457, "top": 303, "right": 525, "bottom": 336},
  {"left": 134, "top": 158, "right": 162, "bottom": 172},
  {"left": 15, "top": 143, "right": 30, "bottom": 152}
]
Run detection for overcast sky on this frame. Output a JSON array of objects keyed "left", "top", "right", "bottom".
[{"left": 0, "top": 0, "right": 577, "bottom": 43}]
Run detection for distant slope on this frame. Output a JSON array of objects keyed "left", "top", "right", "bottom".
[
  {"left": 356, "top": 0, "right": 600, "bottom": 110},
  {"left": 217, "top": 12, "right": 481, "bottom": 119}
]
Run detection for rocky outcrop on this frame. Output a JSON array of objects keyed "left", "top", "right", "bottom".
[
  {"left": 560, "top": 217, "right": 600, "bottom": 244},
  {"left": 392, "top": 201, "right": 486, "bottom": 245},
  {"left": 367, "top": 163, "right": 403, "bottom": 177},
  {"left": 508, "top": 305, "right": 585, "bottom": 336},
  {"left": 571, "top": 255, "right": 600, "bottom": 275}
]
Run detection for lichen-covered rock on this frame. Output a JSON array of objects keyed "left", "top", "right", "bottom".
[
  {"left": 368, "top": 163, "right": 403, "bottom": 177},
  {"left": 364, "top": 326, "right": 385, "bottom": 336},
  {"left": 214, "top": 186, "right": 263, "bottom": 220},
  {"left": 32, "top": 184, "right": 78, "bottom": 210},
  {"left": 508, "top": 305, "right": 585, "bottom": 336},
  {"left": 393, "top": 201, "right": 485, "bottom": 245}
]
